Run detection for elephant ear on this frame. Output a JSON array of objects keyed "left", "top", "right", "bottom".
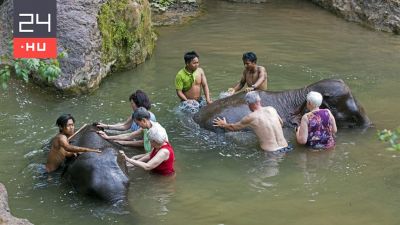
[
  {"left": 320, "top": 95, "right": 332, "bottom": 110},
  {"left": 289, "top": 101, "right": 307, "bottom": 127}
]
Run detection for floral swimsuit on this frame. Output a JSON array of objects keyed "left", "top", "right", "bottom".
[{"left": 306, "top": 109, "right": 335, "bottom": 149}]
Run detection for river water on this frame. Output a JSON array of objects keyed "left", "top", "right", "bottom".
[{"left": 1, "top": 0, "right": 400, "bottom": 224}]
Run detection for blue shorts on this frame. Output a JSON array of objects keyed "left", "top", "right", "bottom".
[{"left": 272, "top": 144, "right": 294, "bottom": 154}]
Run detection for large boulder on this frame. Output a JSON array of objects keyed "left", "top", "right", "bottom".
[
  {"left": 311, "top": 0, "right": 400, "bottom": 34},
  {"left": 0, "top": 0, "right": 156, "bottom": 94},
  {"left": 0, "top": 183, "right": 33, "bottom": 225}
]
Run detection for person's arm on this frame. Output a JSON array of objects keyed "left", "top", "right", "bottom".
[
  {"left": 98, "top": 128, "right": 143, "bottom": 141},
  {"left": 328, "top": 110, "right": 337, "bottom": 134},
  {"left": 60, "top": 136, "right": 101, "bottom": 153},
  {"left": 296, "top": 115, "right": 309, "bottom": 144},
  {"left": 97, "top": 116, "right": 133, "bottom": 131},
  {"left": 114, "top": 139, "right": 144, "bottom": 147},
  {"left": 228, "top": 72, "right": 246, "bottom": 94},
  {"left": 175, "top": 73, "right": 188, "bottom": 101},
  {"left": 131, "top": 153, "right": 150, "bottom": 161},
  {"left": 122, "top": 149, "right": 169, "bottom": 171},
  {"left": 200, "top": 69, "right": 212, "bottom": 104},
  {"left": 253, "top": 66, "right": 267, "bottom": 89},
  {"left": 176, "top": 89, "right": 188, "bottom": 101},
  {"left": 278, "top": 114, "right": 284, "bottom": 127},
  {"left": 213, "top": 116, "right": 251, "bottom": 131}
]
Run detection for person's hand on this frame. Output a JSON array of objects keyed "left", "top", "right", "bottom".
[
  {"left": 213, "top": 117, "right": 227, "bottom": 127},
  {"left": 186, "top": 99, "right": 196, "bottom": 104},
  {"left": 131, "top": 155, "right": 142, "bottom": 160},
  {"left": 97, "top": 122, "right": 108, "bottom": 129},
  {"left": 119, "top": 150, "right": 128, "bottom": 159},
  {"left": 227, "top": 88, "right": 235, "bottom": 95},
  {"left": 245, "top": 87, "right": 255, "bottom": 92},
  {"left": 207, "top": 99, "right": 213, "bottom": 104},
  {"left": 96, "top": 130, "right": 109, "bottom": 139},
  {"left": 114, "top": 140, "right": 125, "bottom": 145},
  {"left": 94, "top": 149, "right": 102, "bottom": 153}
]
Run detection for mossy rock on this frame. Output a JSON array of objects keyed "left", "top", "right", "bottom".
[{"left": 98, "top": 0, "right": 156, "bottom": 72}]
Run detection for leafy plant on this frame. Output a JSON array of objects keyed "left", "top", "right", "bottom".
[
  {"left": 0, "top": 40, "right": 66, "bottom": 89},
  {"left": 378, "top": 127, "right": 400, "bottom": 151}
]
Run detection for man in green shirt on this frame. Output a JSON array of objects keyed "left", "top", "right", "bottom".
[{"left": 175, "top": 51, "right": 212, "bottom": 112}]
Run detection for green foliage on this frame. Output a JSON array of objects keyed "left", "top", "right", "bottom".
[
  {"left": 378, "top": 128, "right": 400, "bottom": 151},
  {"left": 98, "top": 0, "right": 135, "bottom": 69},
  {"left": 0, "top": 41, "right": 66, "bottom": 89}
]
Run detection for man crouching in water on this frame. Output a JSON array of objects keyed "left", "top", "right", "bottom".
[
  {"left": 213, "top": 91, "right": 291, "bottom": 153},
  {"left": 46, "top": 114, "right": 101, "bottom": 173}
]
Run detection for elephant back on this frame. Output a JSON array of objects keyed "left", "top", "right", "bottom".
[{"left": 65, "top": 125, "right": 129, "bottom": 203}]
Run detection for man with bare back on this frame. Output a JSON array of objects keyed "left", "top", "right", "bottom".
[
  {"left": 175, "top": 51, "right": 212, "bottom": 112},
  {"left": 228, "top": 52, "right": 268, "bottom": 95},
  {"left": 213, "top": 91, "right": 291, "bottom": 153},
  {"left": 46, "top": 114, "right": 101, "bottom": 173}
]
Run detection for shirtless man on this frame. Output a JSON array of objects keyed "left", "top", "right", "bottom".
[
  {"left": 175, "top": 51, "right": 212, "bottom": 107},
  {"left": 213, "top": 91, "right": 290, "bottom": 152},
  {"left": 228, "top": 52, "right": 268, "bottom": 95},
  {"left": 46, "top": 114, "right": 101, "bottom": 173}
]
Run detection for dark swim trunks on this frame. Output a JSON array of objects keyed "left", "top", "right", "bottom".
[{"left": 272, "top": 144, "right": 294, "bottom": 154}]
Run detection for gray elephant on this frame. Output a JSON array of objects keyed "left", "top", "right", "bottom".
[
  {"left": 194, "top": 79, "right": 371, "bottom": 132},
  {"left": 64, "top": 124, "right": 129, "bottom": 203}
]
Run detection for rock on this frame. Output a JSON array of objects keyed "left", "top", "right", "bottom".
[
  {"left": 311, "top": 0, "right": 400, "bottom": 34},
  {"left": 151, "top": 0, "right": 203, "bottom": 26},
  {"left": 224, "top": 0, "right": 268, "bottom": 3},
  {"left": 0, "top": 183, "right": 33, "bottom": 225},
  {"left": 0, "top": 0, "right": 156, "bottom": 94}
]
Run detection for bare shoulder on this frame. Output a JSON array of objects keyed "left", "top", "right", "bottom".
[
  {"left": 301, "top": 113, "right": 310, "bottom": 121},
  {"left": 51, "top": 133, "right": 65, "bottom": 149},
  {"left": 241, "top": 113, "right": 255, "bottom": 124},
  {"left": 264, "top": 106, "right": 277, "bottom": 113},
  {"left": 257, "top": 65, "right": 266, "bottom": 72},
  {"left": 53, "top": 133, "right": 65, "bottom": 142},
  {"left": 197, "top": 67, "right": 205, "bottom": 75},
  {"left": 157, "top": 148, "right": 170, "bottom": 160}
]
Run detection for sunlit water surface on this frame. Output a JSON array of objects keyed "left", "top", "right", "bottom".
[{"left": 1, "top": 0, "right": 400, "bottom": 224}]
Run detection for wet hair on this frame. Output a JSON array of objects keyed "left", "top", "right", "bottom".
[
  {"left": 242, "top": 52, "right": 257, "bottom": 63},
  {"left": 245, "top": 91, "right": 261, "bottom": 104},
  {"left": 133, "top": 107, "right": 151, "bottom": 121},
  {"left": 184, "top": 51, "right": 199, "bottom": 64},
  {"left": 129, "top": 90, "right": 151, "bottom": 110},
  {"left": 148, "top": 124, "right": 168, "bottom": 145},
  {"left": 56, "top": 114, "right": 75, "bottom": 130},
  {"left": 306, "top": 91, "right": 323, "bottom": 107}
]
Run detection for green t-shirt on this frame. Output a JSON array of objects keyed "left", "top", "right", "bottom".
[
  {"left": 175, "top": 68, "right": 197, "bottom": 92},
  {"left": 143, "top": 129, "right": 151, "bottom": 153}
]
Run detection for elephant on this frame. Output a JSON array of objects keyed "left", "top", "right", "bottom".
[
  {"left": 193, "top": 79, "right": 371, "bottom": 132},
  {"left": 63, "top": 124, "right": 129, "bottom": 203}
]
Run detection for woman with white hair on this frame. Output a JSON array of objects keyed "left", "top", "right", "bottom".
[
  {"left": 296, "top": 91, "right": 337, "bottom": 149},
  {"left": 120, "top": 123, "right": 175, "bottom": 176}
]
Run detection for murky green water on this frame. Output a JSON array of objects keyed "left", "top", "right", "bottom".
[{"left": 1, "top": 0, "right": 400, "bottom": 224}]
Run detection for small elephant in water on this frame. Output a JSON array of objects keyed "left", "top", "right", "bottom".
[
  {"left": 64, "top": 124, "right": 129, "bottom": 203},
  {"left": 193, "top": 79, "right": 371, "bottom": 132}
]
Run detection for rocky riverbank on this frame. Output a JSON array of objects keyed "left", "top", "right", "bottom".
[
  {"left": 311, "top": 0, "right": 400, "bottom": 34},
  {"left": 151, "top": 0, "right": 203, "bottom": 26},
  {"left": 0, "top": 183, "right": 32, "bottom": 225}
]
